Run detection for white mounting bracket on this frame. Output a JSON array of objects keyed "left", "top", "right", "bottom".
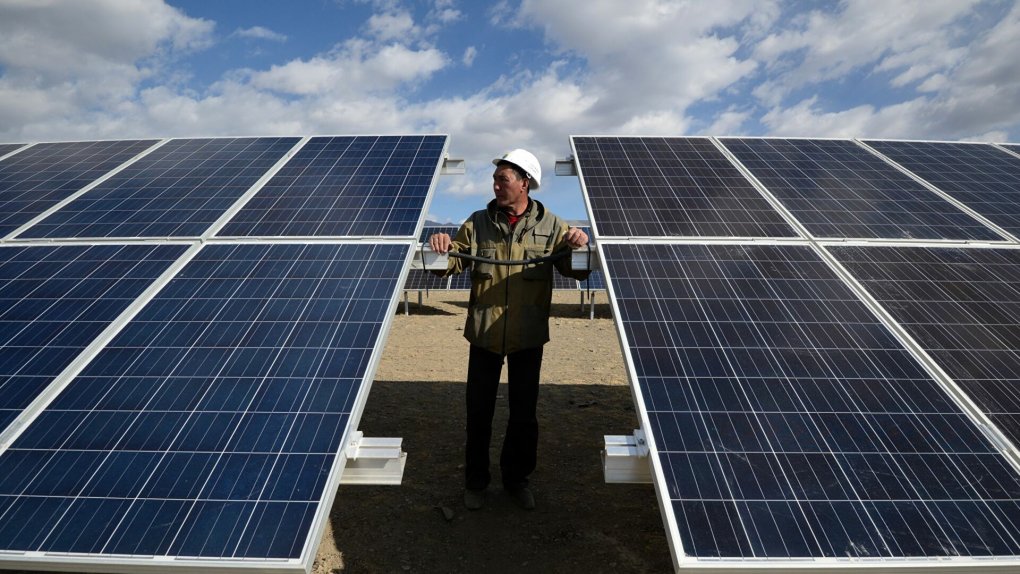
[
  {"left": 340, "top": 431, "right": 407, "bottom": 485},
  {"left": 555, "top": 156, "right": 577, "bottom": 176},
  {"left": 602, "top": 429, "right": 652, "bottom": 484},
  {"left": 441, "top": 156, "right": 466, "bottom": 175}
]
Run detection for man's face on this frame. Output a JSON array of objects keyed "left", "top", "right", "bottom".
[{"left": 492, "top": 165, "right": 528, "bottom": 212}]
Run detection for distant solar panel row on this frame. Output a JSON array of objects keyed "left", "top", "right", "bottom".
[{"left": 0, "top": 139, "right": 157, "bottom": 237}]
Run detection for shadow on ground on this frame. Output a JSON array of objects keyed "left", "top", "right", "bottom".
[{"left": 329, "top": 379, "right": 672, "bottom": 574}]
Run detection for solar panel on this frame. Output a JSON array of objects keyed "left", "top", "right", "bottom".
[
  {"left": 419, "top": 224, "right": 459, "bottom": 243},
  {"left": 0, "top": 144, "right": 25, "bottom": 158},
  {"left": 0, "top": 133, "right": 443, "bottom": 572},
  {"left": 602, "top": 242, "right": 1020, "bottom": 563},
  {"left": 0, "top": 140, "right": 157, "bottom": 238},
  {"left": 862, "top": 140, "right": 1020, "bottom": 239},
  {"left": 0, "top": 244, "right": 188, "bottom": 432},
  {"left": 832, "top": 245, "right": 1020, "bottom": 449},
  {"left": 218, "top": 135, "right": 447, "bottom": 238},
  {"left": 18, "top": 137, "right": 300, "bottom": 239},
  {"left": 571, "top": 136, "right": 799, "bottom": 238},
  {"left": 1003, "top": 144, "right": 1020, "bottom": 156},
  {"left": 720, "top": 138, "right": 1001, "bottom": 241},
  {"left": 403, "top": 268, "right": 450, "bottom": 290},
  {"left": 0, "top": 242, "right": 408, "bottom": 564}
]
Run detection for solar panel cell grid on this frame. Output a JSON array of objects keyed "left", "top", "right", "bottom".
[
  {"left": 0, "top": 144, "right": 24, "bottom": 158},
  {"left": 604, "top": 242, "right": 1020, "bottom": 560},
  {"left": 0, "top": 242, "right": 407, "bottom": 560},
  {"left": 0, "top": 140, "right": 157, "bottom": 238},
  {"left": 19, "top": 137, "right": 300, "bottom": 239},
  {"left": 863, "top": 140, "right": 1020, "bottom": 239},
  {"left": 219, "top": 135, "right": 445, "bottom": 238},
  {"left": 721, "top": 138, "right": 1000, "bottom": 241},
  {"left": 832, "top": 245, "right": 1020, "bottom": 451},
  {"left": 0, "top": 244, "right": 187, "bottom": 432},
  {"left": 573, "top": 136, "right": 798, "bottom": 238}
]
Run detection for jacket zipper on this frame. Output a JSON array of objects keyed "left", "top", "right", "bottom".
[{"left": 502, "top": 213, "right": 512, "bottom": 356}]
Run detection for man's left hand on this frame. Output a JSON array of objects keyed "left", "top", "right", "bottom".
[{"left": 564, "top": 227, "right": 589, "bottom": 249}]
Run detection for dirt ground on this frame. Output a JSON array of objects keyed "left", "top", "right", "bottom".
[{"left": 314, "top": 289, "right": 673, "bottom": 574}]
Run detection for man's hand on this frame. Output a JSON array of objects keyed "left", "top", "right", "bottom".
[
  {"left": 564, "top": 227, "right": 589, "bottom": 249},
  {"left": 429, "top": 232, "right": 452, "bottom": 254}
]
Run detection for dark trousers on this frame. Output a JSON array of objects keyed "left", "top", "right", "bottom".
[{"left": 465, "top": 344, "right": 543, "bottom": 491}]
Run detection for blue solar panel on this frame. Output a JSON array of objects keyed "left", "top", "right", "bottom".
[
  {"left": 572, "top": 137, "right": 799, "bottom": 238},
  {"left": 0, "top": 244, "right": 187, "bottom": 432},
  {"left": 218, "top": 135, "right": 447, "bottom": 237},
  {"left": 863, "top": 140, "right": 1020, "bottom": 239},
  {"left": 833, "top": 245, "right": 1020, "bottom": 450},
  {"left": 0, "top": 242, "right": 407, "bottom": 561},
  {"left": 419, "top": 224, "right": 459, "bottom": 243},
  {"left": 19, "top": 137, "right": 300, "bottom": 239},
  {"left": 0, "top": 140, "right": 157, "bottom": 238},
  {"left": 603, "top": 242, "right": 1020, "bottom": 561},
  {"left": 403, "top": 269, "right": 450, "bottom": 290},
  {"left": 721, "top": 138, "right": 1001, "bottom": 241},
  {"left": 1003, "top": 144, "right": 1020, "bottom": 156}
]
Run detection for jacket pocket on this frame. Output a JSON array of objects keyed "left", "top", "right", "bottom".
[
  {"left": 472, "top": 248, "right": 495, "bottom": 280},
  {"left": 522, "top": 247, "right": 552, "bottom": 281}
]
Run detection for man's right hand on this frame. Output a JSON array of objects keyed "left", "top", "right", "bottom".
[{"left": 429, "top": 233, "right": 452, "bottom": 254}]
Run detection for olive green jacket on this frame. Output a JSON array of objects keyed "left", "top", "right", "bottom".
[{"left": 441, "top": 198, "right": 590, "bottom": 355}]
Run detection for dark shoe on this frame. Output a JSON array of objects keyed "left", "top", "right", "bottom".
[
  {"left": 463, "top": 488, "right": 485, "bottom": 510},
  {"left": 510, "top": 486, "right": 535, "bottom": 510}
]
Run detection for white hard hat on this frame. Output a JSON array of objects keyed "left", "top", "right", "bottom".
[{"left": 492, "top": 148, "right": 542, "bottom": 190}]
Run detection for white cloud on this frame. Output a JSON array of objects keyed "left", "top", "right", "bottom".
[
  {"left": 248, "top": 39, "right": 448, "bottom": 97},
  {"left": 233, "top": 26, "right": 287, "bottom": 42},
  {"left": 517, "top": 0, "right": 768, "bottom": 128},
  {"left": 752, "top": 0, "right": 981, "bottom": 105},
  {"left": 759, "top": 2, "right": 1020, "bottom": 141},
  {"left": 367, "top": 10, "right": 416, "bottom": 41},
  {"left": 706, "top": 109, "right": 753, "bottom": 135},
  {"left": 462, "top": 46, "right": 477, "bottom": 67},
  {"left": 0, "top": 0, "right": 214, "bottom": 138}
]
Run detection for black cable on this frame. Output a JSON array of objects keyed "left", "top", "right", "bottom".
[{"left": 446, "top": 248, "right": 572, "bottom": 266}]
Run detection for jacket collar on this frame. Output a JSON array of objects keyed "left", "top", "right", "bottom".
[{"left": 486, "top": 197, "right": 544, "bottom": 224}]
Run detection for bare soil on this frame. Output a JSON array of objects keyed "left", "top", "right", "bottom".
[{"left": 314, "top": 289, "right": 673, "bottom": 574}]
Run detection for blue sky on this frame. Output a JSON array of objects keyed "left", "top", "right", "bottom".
[{"left": 1, "top": 0, "right": 1019, "bottom": 223}]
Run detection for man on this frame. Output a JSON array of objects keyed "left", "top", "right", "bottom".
[{"left": 429, "top": 148, "right": 589, "bottom": 510}]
